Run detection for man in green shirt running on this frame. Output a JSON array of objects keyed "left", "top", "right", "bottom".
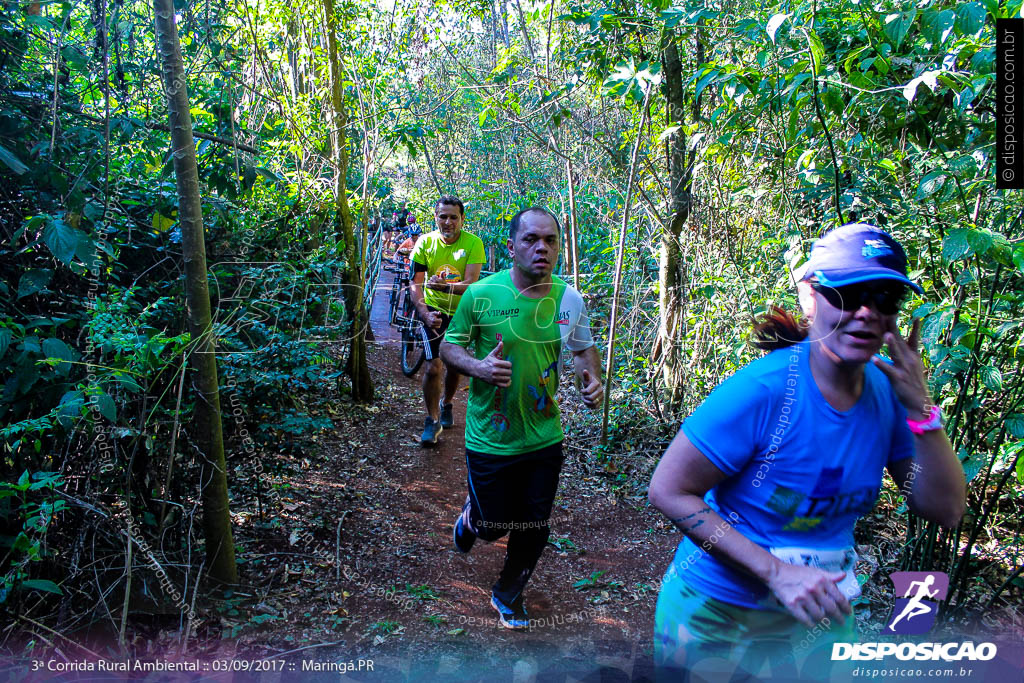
[
  {"left": 410, "top": 196, "right": 487, "bottom": 445},
  {"left": 441, "top": 206, "right": 603, "bottom": 629}
]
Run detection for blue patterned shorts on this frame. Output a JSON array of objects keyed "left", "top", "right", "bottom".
[{"left": 654, "top": 564, "right": 857, "bottom": 681}]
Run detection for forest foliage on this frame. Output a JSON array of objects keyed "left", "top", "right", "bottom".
[{"left": 0, "top": 0, "right": 1021, "bottom": 646}]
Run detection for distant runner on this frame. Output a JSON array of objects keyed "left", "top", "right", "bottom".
[
  {"left": 441, "top": 207, "right": 603, "bottom": 629},
  {"left": 392, "top": 221, "right": 422, "bottom": 263},
  {"left": 409, "top": 196, "right": 486, "bottom": 446}
]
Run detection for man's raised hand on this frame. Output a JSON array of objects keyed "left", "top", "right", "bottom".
[
  {"left": 581, "top": 369, "right": 603, "bottom": 408},
  {"left": 478, "top": 340, "right": 512, "bottom": 387}
]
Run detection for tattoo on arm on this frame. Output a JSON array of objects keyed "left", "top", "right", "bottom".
[{"left": 671, "top": 507, "right": 712, "bottom": 532}]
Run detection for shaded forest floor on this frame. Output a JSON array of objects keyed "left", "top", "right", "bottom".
[{"left": 70, "top": 271, "right": 1020, "bottom": 681}]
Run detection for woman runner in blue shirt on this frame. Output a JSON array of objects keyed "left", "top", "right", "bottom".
[{"left": 648, "top": 224, "right": 966, "bottom": 681}]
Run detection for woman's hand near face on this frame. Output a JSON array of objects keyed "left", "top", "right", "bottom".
[{"left": 872, "top": 318, "right": 930, "bottom": 419}]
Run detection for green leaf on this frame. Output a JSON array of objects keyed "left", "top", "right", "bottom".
[
  {"left": 980, "top": 366, "right": 1002, "bottom": 391},
  {"left": 41, "top": 338, "right": 74, "bottom": 373},
  {"left": 876, "top": 158, "right": 898, "bottom": 174},
  {"left": 694, "top": 68, "right": 721, "bottom": 100},
  {"left": 921, "top": 308, "right": 954, "bottom": 345},
  {"left": 1006, "top": 415, "right": 1024, "bottom": 438},
  {"left": 254, "top": 167, "right": 283, "bottom": 184},
  {"left": 962, "top": 456, "right": 984, "bottom": 484},
  {"left": 923, "top": 9, "right": 956, "bottom": 45},
  {"left": 947, "top": 154, "right": 978, "bottom": 176},
  {"left": 110, "top": 373, "right": 143, "bottom": 393},
  {"left": 93, "top": 392, "right": 116, "bottom": 423},
  {"left": 17, "top": 269, "right": 52, "bottom": 299},
  {"left": 152, "top": 212, "right": 175, "bottom": 233},
  {"left": 250, "top": 614, "right": 279, "bottom": 625},
  {"left": 1013, "top": 245, "right": 1024, "bottom": 273},
  {"left": 955, "top": 2, "right": 986, "bottom": 36},
  {"left": 20, "top": 579, "right": 63, "bottom": 595},
  {"left": 0, "top": 144, "right": 29, "bottom": 175},
  {"left": 942, "top": 229, "right": 971, "bottom": 261},
  {"left": 42, "top": 219, "right": 83, "bottom": 265},
  {"left": 0, "top": 328, "right": 11, "bottom": 360},
  {"left": 766, "top": 13, "right": 789, "bottom": 44},
  {"left": 660, "top": 8, "right": 685, "bottom": 28},
  {"left": 966, "top": 228, "right": 994, "bottom": 255},
  {"left": 821, "top": 88, "right": 844, "bottom": 116},
  {"left": 60, "top": 46, "right": 88, "bottom": 72},
  {"left": 57, "top": 391, "right": 85, "bottom": 424},
  {"left": 916, "top": 170, "right": 946, "bottom": 199},
  {"left": 76, "top": 237, "right": 102, "bottom": 272},
  {"left": 971, "top": 48, "right": 995, "bottom": 73},
  {"left": 25, "top": 13, "right": 55, "bottom": 30},
  {"left": 989, "top": 233, "right": 1012, "bottom": 265},
  {"left": 807, "top": 31, "right": 825, "bottom": 76},
  {"left": 884, "top": 11, "right": 917, "bottom": 49}
]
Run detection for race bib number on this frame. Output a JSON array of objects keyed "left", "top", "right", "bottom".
[{"left": 769, "top": 546, "right": 861, "bottom": 599}]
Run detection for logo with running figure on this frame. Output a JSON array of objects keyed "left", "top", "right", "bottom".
[{"left": 886, "top": 571, "right": 949, "bottom": 634}]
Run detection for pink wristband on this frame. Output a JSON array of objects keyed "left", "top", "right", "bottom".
[{"left": 906, "top": 405, "right": 943, "bottom": 435}]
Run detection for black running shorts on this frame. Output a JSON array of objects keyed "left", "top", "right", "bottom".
[{"left": 420, "top": 306, "right": 452, "bottom": 360}]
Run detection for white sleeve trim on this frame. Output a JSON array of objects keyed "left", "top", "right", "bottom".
[{"left": 560, "top": 286, "right": 595, "bottom": 352}]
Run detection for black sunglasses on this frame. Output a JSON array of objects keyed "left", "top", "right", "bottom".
[{"left": 812, "top": 282, "right": 908, "bottom": 315}]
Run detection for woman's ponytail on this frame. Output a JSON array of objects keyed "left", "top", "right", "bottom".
[{"left": 751, "top": 305, "right": 808, "bottom": 351}]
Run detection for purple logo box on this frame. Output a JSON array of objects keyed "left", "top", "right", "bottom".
[{"left": 885, "top": 571, "right": 950, "bottom": 635}]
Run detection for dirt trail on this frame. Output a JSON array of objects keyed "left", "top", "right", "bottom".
[{"left": 238, "top": 269, "right": 673, "bottom": 680}]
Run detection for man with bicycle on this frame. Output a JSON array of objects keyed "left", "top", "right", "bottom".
[
  {"left": 409, "top": 196, "right": 486, "bottom": 446},
  {"left": 440, "top": 207, "right": 603, "bottom": 629}
]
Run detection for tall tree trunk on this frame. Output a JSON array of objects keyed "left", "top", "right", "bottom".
[
  {"left": 324, "top": 0, "right": 373, "bottom": 401},
  {"left": 657, "top": 32, "right": 697, "bottom": 411},
  {"left": 565, "top": 156, "right": 580, "bottom": 290},
  {"left": 601, "top": 88, "right": 652, "bottom": 444},
  {"left": 421, "top": 137, "right": 444, "bottom": 195},
  {"left": 153, "top": 0, "right": 237, "bottom": 584},
  {"left": 498, "top": 0, "right": 510, "bottom": 46}
]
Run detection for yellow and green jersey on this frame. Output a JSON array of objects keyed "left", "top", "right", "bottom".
[
  {"left": 445, "top": 271, "right": 595, "bottom": 455},
  {"left": 410, "top": 230, "right": 486, "bottom": 315}
]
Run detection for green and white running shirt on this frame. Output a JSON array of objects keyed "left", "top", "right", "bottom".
[{"left": 445, "top": 270, "right": 595, "bottom": 455}]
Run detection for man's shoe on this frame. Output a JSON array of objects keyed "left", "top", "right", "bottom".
[
  {"left": 491, "top": 593, "right": 528, "bottom": 630},
  {"left": 439, "top": 402, "right": 454, "bottom": 428},
  {"left": 453, "top": 497, "right": 476, "bottom": 554},
  {"left": 421, "top": 416, "right": 442, "bottom": 446}
]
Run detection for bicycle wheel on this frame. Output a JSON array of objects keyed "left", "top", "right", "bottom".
[{"left": 401, "top": 325, "right": 425, "bottom": 377}]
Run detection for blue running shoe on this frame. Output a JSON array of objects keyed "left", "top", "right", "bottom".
[
  {"left": 421, "top": 416, "right": 442, "bottom": 446},
  {"left": 439, "top": 401, "right": 454, "bottom": 428},
  {"left": 490, "top": 593, "right": 528, "bottom": 630},
  {"left": 453, "top": 496, "right": 476, "bottom": 554}
]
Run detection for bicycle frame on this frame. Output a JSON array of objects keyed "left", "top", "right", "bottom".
[{"left": 383, "top": 259, "right": 433, "bottom": 362}]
